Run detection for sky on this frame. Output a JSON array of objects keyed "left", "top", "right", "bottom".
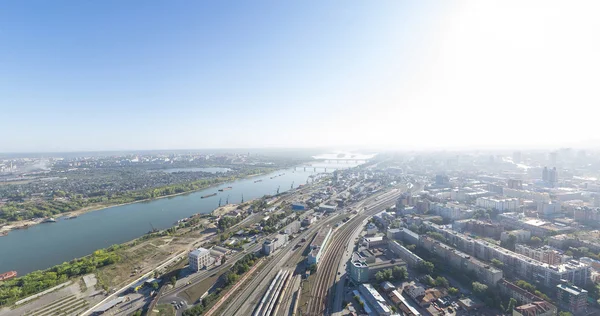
[{"left": 1, "top": 1, "right": 599, "bottom": 152}]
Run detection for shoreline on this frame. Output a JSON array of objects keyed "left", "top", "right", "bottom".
[{"left": 0, "top": 170, "right": 275, "bottom": 234}]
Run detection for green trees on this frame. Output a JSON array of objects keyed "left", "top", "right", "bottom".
[
  {"left": 170, "top": 276, "right": 177, "bottom": 286},
  {"left": 559, "top": 312, "right": 573, "bottom": 316},
  {"left": 529, "top": 236, "right": 543, "bottom": 247},
  {"left": 515, "top": 280, "right": 551, "bottom": 301},
  {"left": 375, "top": 266, "right": 408, "bottom": 282},
  {"left": 472, "top": 282, "right": 488, "bottom": 297},
  {"left": 375, "top": 269, "right": 393, "bottom": 282},
  {"left": 501, "top": 234, "right": 517, "bottom": 251},
  {"left": 506, "top": 298, "right": 517, "bottom": 312},
  {"left": 223, "top": 253, "right": 258, "bottom": 286},
  {"left": 308, "top": 264, "right": 317, "bottom": 274},
  {"left": 448, "top": 287, "right": 459, "bottom": 296},
  {"left": 435, "top": 276, "right": 449, "bottom": 288},
  {"left": 392, "top": 266, "right": 408, "bottom": 281},
  {"left": 426, "top": 232, "right": 447, "bottom": 243},
  {"left": 417, "top": 261, "right": 435, "bottom": 274},
  {"left": 491, "top": 258, "right": 504, "bottom": 268},
  {"left": 0, "top": 247, "right": 120, "bottom": 306}
]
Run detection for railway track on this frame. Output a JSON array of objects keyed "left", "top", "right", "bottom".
[
  {"left": 304, "top": 189, "right": 405, "bottom": 316},
  {"left": 217, "top": 189, "right": 393, "bottom": 316}
]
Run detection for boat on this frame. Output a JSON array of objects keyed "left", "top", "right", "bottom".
[
  {"left": 201, "top": 193, "right": 217, "bottom": 199},
  {"left": 254, "top": 180, "right": 263, "bottom": 183},
  {"left": 218, "top": 187, "right": 233, "bottom": 192},
  {"left": 0, "top": 271, "right": 17, "bottom": 281},
  {"left": 65, "top": 215, "right": 78, "bottom": 220},
  {"left": 0, "top": 231, "right": 7, "bottom": 237},
  {"left": 42, "top": 218, "right": 57, "bottom": 223}
]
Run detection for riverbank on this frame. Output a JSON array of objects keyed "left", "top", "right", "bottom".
[{"left": 0, "top": 170, "right": 273, "bottom": 235}]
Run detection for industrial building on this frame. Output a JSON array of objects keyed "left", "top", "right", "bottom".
[{"left": 307, "top": 226, "right": 332, "bottom": 265}]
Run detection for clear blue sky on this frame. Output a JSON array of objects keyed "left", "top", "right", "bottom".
[{"left": 2, "top": 1, "right": 598, "bottom": 152}]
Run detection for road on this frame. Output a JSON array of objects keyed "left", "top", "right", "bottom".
[{"left": 80, "top": 250, "right": 187, "bottom": 316}]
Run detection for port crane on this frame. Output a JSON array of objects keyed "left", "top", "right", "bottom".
[
  {"left": 241, "top": 194, "right": 244, "bottom": 203},
  {"left": 218, "top": 198, "right": 222, "bottom": 207},
  {"left": 276, "top": 186, "right": 280, "bottom": 194},
  {"left": 226, "top": 195, "right": 229, "bottom": 205},
  {"left": 291, "top": 181, "right": 294, "bottom": 189}
]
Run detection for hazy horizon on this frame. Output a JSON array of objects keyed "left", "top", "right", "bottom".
[{"left": 2, "top": 1, "right": 599, "bottom": 152}]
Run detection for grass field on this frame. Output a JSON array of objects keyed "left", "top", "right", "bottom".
[{"left": 152, "top": 304, "right": 176, "bottom": 316}]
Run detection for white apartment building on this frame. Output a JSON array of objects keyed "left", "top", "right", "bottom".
[{"left": 476, "top": 197, "right": 519, "bottom": 212}]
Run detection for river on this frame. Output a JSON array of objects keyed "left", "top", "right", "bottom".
[{"left": 0, "top": 161, "right": 362, "bottom": 275}]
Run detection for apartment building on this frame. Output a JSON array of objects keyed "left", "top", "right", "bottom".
[
  {"left": 423, "top": 222, "right": 590, "bottom": 288},
  {"left": 388, "top": 240, "right": 424, "bottom": 267},
  {"left": 513, "top": 301, "right": 557, "bottom": 316},
  {"left": 515, "top": 245, "right": 570, "bottom": 265},
  {"left": 556, "top": 283, "right": 587, "bottom": 314},
  {"left": 420, "top": 236, "right": 503, "bottom": 285},
  {"left": 476, "top": 197, "right": 519, "bottom": 212}
]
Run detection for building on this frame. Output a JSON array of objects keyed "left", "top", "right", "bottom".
[
  {"left": 435, "top": 174, "right": 450, "bottom": 186},
  {"left": 423, "top": 221, "right": 590, "bottom": 288},
  {"left": 359, "top": 284, "right": 392, "bottom": 316},
  {"left": 498, "top": 213, "right": 574, "bottom": 237},
  {"left": 388, "top": 240, "right": 424, "bottom": 267},
  {"left": 537, "top": 201, "right": 561, "bottom": 218},
  {"left": 366, "top": 223, "right": 378, "bottom": 235},
  {"left": 419, "top": 236, "right": 503, "bottom": 285},
  {"left": 454, "top": 219, "right": 504, "bottom": 238},
  {"left": 476, "top": 197, "right": 519, "bottom": 212},
  {"left": 349, "top": 249, "right": 407, "bottom": 283},
  {"left": 363, "top": 236, "right": 386, "bottom": 249},
  {"left": 307, "top": 226, "right": 332, "bottom": 265},
  {"left": 318, "top": 204, "right": 337, "bottom": 212},
  {"left": 284, "top": 221, "right": 301, "bottom": 235},
  {"left": 503, "top": 188, "right": 551, "bottom": 203},
  {"left": 301, "top": 215, "right": 316, "bottom": 227},
  {"left": 291, "top": 203, "right": 307, "bottom": 210},
  {"left": 515, "top": 245, "right": 570, "bottom": 265},
  {"left": 513, "top": 301, "right": 557, "bottom": 316},
  {"left": 556, "top": 283, "right": 587, "bottom": 314},
  {"left": 188, "top": 247, "right": 211, "bottom": 272},
  {"left": 262, "top": 234, "right": 287, "bottom": 255},
  {"left": 499, "top": 279, "right": 548, "bottom": 305},
  {"left": 501, "top": 230, "right": 531, "bottom": 244},
  {"left": 573, "top": 207, "right": 600, "bottom": 226},
  {"left": 508, "top": 179, "right": 524, "bottom": 190},
  {"left": 381, "top": 281, "right": 395, "bottom": 293},
  {"left": 430, "top": 202, "right": 474, "bottom": 221},
  {"left": 389, "top": 290, "right": 421, "bottom": 316},
  {"left": 458, "top": 297, "right": 484, "bottom": 311}
]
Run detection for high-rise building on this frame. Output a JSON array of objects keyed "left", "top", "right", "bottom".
[
  {"left": 508, "top": 179, "right": 523, "bottom": 190},
  {"left": 513, "top": 151, "right": 522, "bottom": 164},
  {"left": 542, "top": 167, "right": 549, "bottom": 182}
]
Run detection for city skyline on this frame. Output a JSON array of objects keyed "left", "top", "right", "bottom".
[{"left": 2, "top": 1, "right": 599, "bottom": 152}]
